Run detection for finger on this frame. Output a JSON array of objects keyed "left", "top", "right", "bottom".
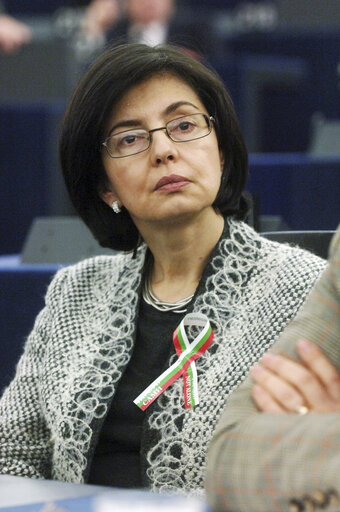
[
  {"left": 250, "top": 364, "right": 304, "bottom": 411},
  {"left": 251, "top": 384, "right": 285, "bottom": 413},
  {"left": 260, "top": 352, "right": 330, "bottom": 408},
  {"left": 297, "top": 339, "right": 340, "bottom": 401}
]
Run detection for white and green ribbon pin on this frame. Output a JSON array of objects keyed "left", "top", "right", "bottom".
[{"left": 134, "top": 313, "right": 214, "bottom": 411}]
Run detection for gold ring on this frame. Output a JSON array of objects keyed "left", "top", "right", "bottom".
[{"left": 295, "top": 405, "right": 309, "bottom": 415}]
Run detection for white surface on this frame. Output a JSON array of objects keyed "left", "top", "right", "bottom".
[
  {"left": 0, "top": 476, "right": 208, "bottom": 511},
  {"left": 94, "top": 493, "right": 206, "bottom": 512},
  {"left": 0, "top": 475, "right": 104, "bottom": 507}
]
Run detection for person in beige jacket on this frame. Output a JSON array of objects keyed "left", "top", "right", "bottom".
[{"left": 206, "top": 225, "right": 340, "bottom": 512}]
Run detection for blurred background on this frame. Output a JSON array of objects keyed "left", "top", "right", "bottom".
[{"left": 1, "top": 0, "right": 340, "bottom": 256}]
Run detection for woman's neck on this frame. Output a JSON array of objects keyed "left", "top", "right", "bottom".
[{"left": 137, "top": 209, "right": 225, "bottom": 302}]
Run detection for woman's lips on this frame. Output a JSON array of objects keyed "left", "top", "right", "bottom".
[{"left": 155, "top": 174, "right": 190, "bottom": 192}]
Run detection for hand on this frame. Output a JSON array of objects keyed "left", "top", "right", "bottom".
[
  {"left": 0, "top": 15, "right": 31, "bottom": 54},
  {"left": 250, "top": 339, "right": 340, "bottom": 413},
  {"left": 81, "top": 0, "right": 121, "bottom": 39}
]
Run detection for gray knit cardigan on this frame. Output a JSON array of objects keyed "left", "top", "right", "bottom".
[{"left": 0, "top": 219, "right": 326, "bottom": 494}]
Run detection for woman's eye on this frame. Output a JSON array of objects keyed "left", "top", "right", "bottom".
[
  {"left": 172, "top": 120, "right": 195, "bottom": 133},
  {"left": 115, "top": 131, "right": 149, "bottom": 148},
  {"left": 118, "top": 134, "right": 137, "bottom": 146},
  {"left": 178, "top": 122, "right": 191, "bottom": 131}
]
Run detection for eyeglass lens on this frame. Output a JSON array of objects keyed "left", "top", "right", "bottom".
[{"left": 103, "top": 113, "right": 211, "bottom": 158}]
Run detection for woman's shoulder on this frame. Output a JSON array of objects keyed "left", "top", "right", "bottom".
[
  {"left": 45, "top": 249, "right": 145, "bottom": 305},
  {"left": 261, "top": 235, "right": 327, "bottom": 283},
  {"left": 227, "top": 219, "right": 327, "bottom": 277},
  {"left": 53, "top": 252, "right": 126, "bottom": 280}
]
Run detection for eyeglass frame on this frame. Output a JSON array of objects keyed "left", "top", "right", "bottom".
[{"left": 101, "top": 112, "right": 215, "bottom": 158}]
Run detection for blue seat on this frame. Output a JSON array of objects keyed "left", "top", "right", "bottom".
[
  {"left": 0, "top": 256, "right": 59, "bottom": 396},
  {"left": 0, "top": 102, "right": 72, "bottom": 255},
  {"left": 247, "top": 153, "right": 340, "bottom": 231}
]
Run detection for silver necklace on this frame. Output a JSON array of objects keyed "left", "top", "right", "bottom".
[{"left": 142, "top": 274, "right": 193, "bottom": 313}]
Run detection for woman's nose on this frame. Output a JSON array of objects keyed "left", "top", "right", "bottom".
[{"left": 150, "top": 129, "right": 178, "bottom": 165}]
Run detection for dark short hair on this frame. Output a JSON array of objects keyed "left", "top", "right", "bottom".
[{"left": 59, "top": 43, "right": 248, "bottom": 251}]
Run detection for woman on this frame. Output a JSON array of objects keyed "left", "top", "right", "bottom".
[{"left": 0, "top": 43, "right": 325, "bottom": 493}]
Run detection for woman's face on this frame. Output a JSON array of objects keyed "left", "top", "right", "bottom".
[{"left": 100, "top": 73, "right": 224, "bottom": 230}]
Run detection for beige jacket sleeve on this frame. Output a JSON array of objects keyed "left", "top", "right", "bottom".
[{"left": 206, "top": 226, "right": 340, "bottom": 512}]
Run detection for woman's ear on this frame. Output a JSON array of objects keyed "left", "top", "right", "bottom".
[{"left": 98, "top": 182, "right": 121, "bottom": 209}]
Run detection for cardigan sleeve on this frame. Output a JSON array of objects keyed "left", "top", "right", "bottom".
[
  {"left": 206, "top": 226, "right": 340, "bottom": 512},
  {"left": 0, "top": 268, "right": 70, "bottom": 479}
]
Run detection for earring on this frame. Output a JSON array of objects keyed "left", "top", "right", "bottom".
[{"left": 112, "top": 200, "right": 121, "bottom": 214}]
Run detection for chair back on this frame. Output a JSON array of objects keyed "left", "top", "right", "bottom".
[
  {"left": 261, "top": 230, "right": 335, "bottom": 260},
  {"left": 308, "top": 114, "right": 340, "bottom": 156}
]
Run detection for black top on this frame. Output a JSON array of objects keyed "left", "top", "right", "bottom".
[{"left": 88, "top": 299, "right": 185, "bottom": 488}]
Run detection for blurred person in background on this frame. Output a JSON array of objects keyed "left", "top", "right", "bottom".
[
  {"left": 0, "top": 9, "right": 31, "bottom": 54},
  {"left": 0, "top": 0, "right": 216, "bottom": 60},
  {"left": 79, "top": 0, "right": 216, "bottom": 59},
  {"left": 80, "top": 0, "right": 121, "bottom": 42}
]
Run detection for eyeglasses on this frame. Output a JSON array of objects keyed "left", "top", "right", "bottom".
[{"left": 102, "top": 113, "right": 215, "bottom": 158}]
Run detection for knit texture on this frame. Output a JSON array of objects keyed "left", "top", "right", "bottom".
[{"left": 0, "top": 219, "right": 326, "bottom": 492}]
